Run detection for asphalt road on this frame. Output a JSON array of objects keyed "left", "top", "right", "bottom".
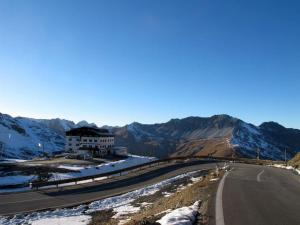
[
  {"left": 212, "top": 163, "right": 300, "bottom": 225},
  {"left": 0, "top": 160, "right": 220, "bottom": 216}
]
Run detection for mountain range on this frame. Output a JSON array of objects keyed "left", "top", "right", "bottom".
[{"left": 1, "top": 113, "right": 300, "bottom": 160}]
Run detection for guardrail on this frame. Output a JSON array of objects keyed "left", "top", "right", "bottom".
[
  {"left": 30, "top": 156, "right": 222, "bottom": 189},
  {"left": 30, "top": 155, "right": 275, "bottom": 190}
]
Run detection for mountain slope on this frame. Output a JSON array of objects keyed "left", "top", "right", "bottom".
[
  {"left": 114, "top": 115, "right": 300, "bottom": 160},
  {"left": 1, "top": 113, "right": 300, "bottom": 160},
  {"left": 0, "top": 114, "right": 96, "bottom": 159},
  {"left": 0, "top": 114, "right": 66, "bottom": 159}
]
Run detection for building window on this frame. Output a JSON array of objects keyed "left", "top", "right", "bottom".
[
  {"left": 69, "top": 138, "right": 72, "bottom": 141},
  {"left": 89, "top": 139, "right": 92, "bottom": 142},
  {"left": 69, "top": 148, "right": 72, "bottom": 151},
  {"left": 69, "top": 143, "right": 72, "bottom": 146},
  {"left": 82, "top": 145, "right": 87, "bottom": 148},
  {"left": 76, "top": 144, "right": 79, "bottom": 146},
  {"left": 94, "top": 139, "right": 97, "bottom": 142},
  {"left": 77, "top": 139, "right": 80, "bottom": 142},
  {"left": 83, "top": 139, "right": 87, "bottom": 142}
]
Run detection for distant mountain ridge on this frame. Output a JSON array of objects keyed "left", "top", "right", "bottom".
[
  {"left": 113, "top": 115, "right": 300, "bottom": 160},
  {"left": 0, "top": 113, "right": 299, "bottom": 160}
]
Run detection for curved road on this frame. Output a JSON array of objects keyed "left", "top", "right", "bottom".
[
  {"left": 3, "top": 161, "right": 299, "bottom": 224},
  {"left": 212, "top": 163, "right": 300, "bottom": 225},
  {"left": 0, "top": 160, "right": 220, "bottom": 216}
]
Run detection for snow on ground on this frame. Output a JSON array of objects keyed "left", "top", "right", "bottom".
[
  {"left": 157, "top": 201, "right": 200, "bottom": 225},
  {"left": 270, "top": 164, "right": 300, "bottom": 175},
  {"left": 190, "top": 176, "right": 202, "bottom": 183},
  {"left": 0, "top": 155, "right": 155, "bottom": 190},
  {"left": 210, "top": 178, "right": 219, "bottom": 181},
  {"left": 112, "top": 205, "right": 141, "bottom": 219},
  {"left": 0, "top": 114, "right": 66, "bottom": 159},
  {"left": 138, "top": 202, "right": 153, "bottom": 207},
  {"left": 162, "top": 191, "right": 172, "bottom": 197},
  {"left": 53, "top": 155, "right": 156, "bottom": 180},
  {"left": 0, "top": 175, "right": 36, "bottom": 186},
  {"left": 0, "top": 158, "right": 28, "bottom": 163},
  {"left": 0, "top": 170, "right": 203, "bottom": 225},
  {"left": 86, "top": 170, "right": 200, "bottom": 214},
  {"left": 31, "top": 215, "right": 91, "bottom": 225}
]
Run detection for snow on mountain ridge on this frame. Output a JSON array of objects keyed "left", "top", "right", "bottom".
[
  {"left": 1, "top": 113, "right": 299, "bottom": 160},
  {"left": 121, "top": 116, "right": 298, "bottom": 160},
  {"left": 0, "top": 114, "right": 97, "bottom": 159},
  {"left": 0, "top": 114, "right": 65, "bottom": 159},
  {"left": 231, "top": 122, "right": 285, "bottom": 159}
]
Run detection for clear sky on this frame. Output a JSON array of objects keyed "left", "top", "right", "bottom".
[{"left": 0, "top": 0, "right": 299, "bottom": 128}]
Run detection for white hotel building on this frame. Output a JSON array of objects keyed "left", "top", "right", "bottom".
[{"left": 65, "top": 127, "right": 115, "bottom": 157}]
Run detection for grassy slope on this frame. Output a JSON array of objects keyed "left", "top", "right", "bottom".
[{"left": 289, "top": 152, "right": 300, "bottom": 168}]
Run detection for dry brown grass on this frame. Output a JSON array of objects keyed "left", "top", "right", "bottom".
[
  {"left": 89, "top": 209, "right": 117, "bottom": 225},
  {"left": 125, "top": 171, "right": 221, "bottom": 225},
  {"left": 171, "top": 137, "right": 235, "bottom": 158},
  {"left": 289, "top": 152, "right": 300, "bottom": 168},
  {"left": 88, "top": 169, "right": 222, "bottom": 225}
]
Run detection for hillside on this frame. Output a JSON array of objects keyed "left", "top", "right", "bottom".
[
  {"left": 0, "top": 114, "right": 66, "bottom": 159},
  {"left": 114, "top": 115, "right": 300, "bottom": 160},
  {"left": 0, "top": 113, "right": 95, "bottom": 159},
  {"left": 1, "top": 113, "right": 300, "bottom": 160},
  {"left": 289, "top": 152, "right": 300, "bottom": 168}
]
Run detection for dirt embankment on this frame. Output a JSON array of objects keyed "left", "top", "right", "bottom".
[{"left": 289, "top": 152, "right": 300, "bottom": 168}]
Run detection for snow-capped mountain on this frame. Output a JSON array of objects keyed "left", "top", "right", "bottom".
[
  {"left": 1, "top": 113, "right": 300, "bottom": 160},
  {"left": 114, "top": 115, "right": 300, "bottom": 160},
  {"left": 0, "top": 113, "right": 96, "bottom": 159}
]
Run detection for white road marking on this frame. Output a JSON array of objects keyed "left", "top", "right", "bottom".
[
  {"left": 257, "top": 170, "right": 264, "bottom": 182},
  {"left": 215, "top": 171, "right": 229, "bottom": 225}
]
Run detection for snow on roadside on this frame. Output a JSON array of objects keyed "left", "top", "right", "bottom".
[
  {"left": 112, "top": 205, "right": 141, "bottom": 219},
  {"left": 0, "top": 170, "right": 203, "bottom": 225},
  {"left": 31, "top": 215, "right": 91, "bottom": 225},
  {"left": 270, "top": 164, "right": 300, "bottom": 175},
  {"left": 0, "top": 158, "right": 28, "bottom": 163},
  {"left": 86, "top": 170, "right": 201, "bottom": 213},
  {"left": 52, "top": 155, "right": 156, "bottom": 180},
  {"left": 210, "top": 178, "right": 219, "bottom": 181},
  {"left": 157, "top": 201, "right": 200, "bottom": 225},
  {"left": 190, "top": 176, "right": 202, "bottom": 183},
  {"left": 0, "top": 155, "right": 155, "bottom": 190}
]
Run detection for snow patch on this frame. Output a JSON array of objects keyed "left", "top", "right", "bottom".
[
  {"left": 31, "top": 215, "right": 91, "bottom": 225},
  {"left": 52, "top": 155, "right": 156, "bottom": 181},
  {"left": 157, "top": 201, "right": 200, "bottom": 225},
  {"left": 112, "top": 205, "right": 141, "bottom": 219}
]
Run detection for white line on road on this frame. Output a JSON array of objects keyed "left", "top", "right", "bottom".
[
  {"left": 215, "top": 171, "right": 229, "bottom": 225},
  {"left": 257, "top": 170, "right": 264, "bottom": 182}
]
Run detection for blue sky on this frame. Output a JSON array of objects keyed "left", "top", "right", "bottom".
[{"left": 0, "top": 0, "right": 300, "bottom": 128}]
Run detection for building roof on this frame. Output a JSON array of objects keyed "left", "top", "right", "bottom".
[{"left": 66, "top": 127, "right": 114, "bottom": 137}]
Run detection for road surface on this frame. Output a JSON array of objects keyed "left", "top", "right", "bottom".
[
  {"left": 0, "top": 160, "right": 220, "bottom": 216},
  {"left": 212, "top": 163, "right": 300, "bottom": 225}
]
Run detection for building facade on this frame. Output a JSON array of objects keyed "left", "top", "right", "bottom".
[{"left": 65, "top": 127, "right": 115, "bottom": 157}]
